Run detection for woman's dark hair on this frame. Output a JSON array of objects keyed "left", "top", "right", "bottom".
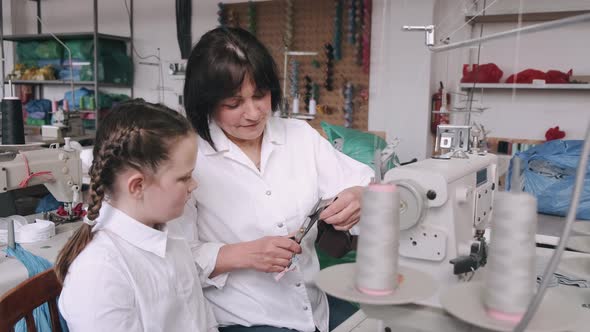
[
  {"left": 55, "top": 99, "right": 194, "bottom": 282},
  {"left": 183, "top": 27, "right": 282, "bottom": 149}
]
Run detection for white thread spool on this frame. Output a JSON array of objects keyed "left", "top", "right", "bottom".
[
  {"left": 309, "top": 97, "right": 317, "bottom": 115},
  {"left": 356, "top": 183, "right": 400, "bottom": 295},
  {"left": 292, "top": 95, "right": 300, "bottom": 114},
  {"left": 484, "top": 191, "right": 537, "bottom": 324}
]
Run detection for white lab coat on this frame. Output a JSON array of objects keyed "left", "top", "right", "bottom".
[
  {"left": 59, "top": 203, "right": 218, "bottom": 332},
  {"left": 179, "top": 118, "right": 373, "bottom": 331}
]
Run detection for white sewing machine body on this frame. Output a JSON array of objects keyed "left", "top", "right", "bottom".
[
  {"left": 0, "top": 143, "right": 83, "bottom": 208},
  {"left": 42, "top": 110, "right": 84, "bottom": 139},
  {"left": 383, "top": 153, "right": 498, "bottom": 306}
]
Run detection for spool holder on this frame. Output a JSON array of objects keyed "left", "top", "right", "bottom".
[
  {"left": 440, "top": 281, "right": 583, "bottom": 332},
  {"left": 315, "top": 263, "right": 437, "bottom": 306}
]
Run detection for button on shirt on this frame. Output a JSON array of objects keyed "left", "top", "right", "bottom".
[
  {"left": 59, "top": 203, "right": 217, "bottom": 332},
  {"left": 183, "top": 118, "right": 373, "bottom": 331}
]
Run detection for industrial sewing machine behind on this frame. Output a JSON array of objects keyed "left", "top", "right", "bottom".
[
  {"left": 383, "top": 152, "right": 497, "bottom": 306},
  {"left": 42, "top": 110, "right": 84, "bottom": 139},
  {"left": 0, "top": 139, "right": 83, "bottom": 222}
]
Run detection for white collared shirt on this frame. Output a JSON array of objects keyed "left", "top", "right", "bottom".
[
  {"left": 58, "top": 203, "right": 218, "bottom": 332},
  {"left": 180, "top": 118, "right": 373, "bottom": 331}
]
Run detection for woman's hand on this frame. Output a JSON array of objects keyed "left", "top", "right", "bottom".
[
  {"left": 211, "top": 236, "right": 301, "bottom": 277},
  {"left": 243, "top": 236, "right": 302, "bottom": 273},
  {"left": 219, "top": 236, "right": 301, "bottom": 274},
  {"left": 319, "top": 186, "right": 364, "bottom": 231}
]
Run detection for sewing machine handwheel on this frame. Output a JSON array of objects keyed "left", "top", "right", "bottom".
[{"left": 390, "top": 179, "right": 427, "bottom": 230}]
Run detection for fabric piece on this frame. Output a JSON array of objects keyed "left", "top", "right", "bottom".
[
  {"left": 545, "top": 126, "right": 566, "bottom": 141},
  {"left": 536, "top": 256, "right": 589, "bottom": 288},
  {"left": 461, "top": 63, "right": 503, "bottom": 83},
  {"left": 4, "top": 244, "right": 69, "bottom": 332}
]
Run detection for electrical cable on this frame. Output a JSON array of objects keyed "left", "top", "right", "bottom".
[
  {"left": 35, "top": 16, "right": 75, "bottom": 109},
  {"left": 124, "top": 0, "right": 167, "bottom": 104},
  {"left": 124, "top": 0, "right": 160, "bottom": 61}
]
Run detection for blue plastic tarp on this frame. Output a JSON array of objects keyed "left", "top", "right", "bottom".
[{"left": 507, "top": 140, "right": 590, "bottom": 220}]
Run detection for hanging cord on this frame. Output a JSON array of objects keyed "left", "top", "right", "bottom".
[
  {"left": 438, "top": 0, "right": 500, "bottom": 44},
  {"left": 435, "top": 0, "right": 482, "bottom": 42},
  {"left": 18, "top": 153, "right": 54, "bottom": 188},
  {"left": 509, "top": 0, "right": 524, "bottom": 105},
  {"left": 124, "top": 0, "right": 160, "bottom": 61},
  {"left": 466, "top": 0, "right": 487, "bottom": 125},
  {"left": 35, "top": 16, "right": 75, "bottom": 110}
]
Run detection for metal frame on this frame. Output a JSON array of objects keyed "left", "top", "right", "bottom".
[{"left": 0, "top": 0, "right": 134, "bottom": 132}]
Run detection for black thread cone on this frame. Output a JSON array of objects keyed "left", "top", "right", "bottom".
[{"left": 1, "top": 98, "right": 25, "bottom": 144}]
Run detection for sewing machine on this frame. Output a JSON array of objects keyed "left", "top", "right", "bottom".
[
  {"left": 0, "top": 139, "right": 83, "bottom": 221},
  {"left": 42, "top": 110, "right": 84, "bottom": 139},
  {"left": 382, "top": 153, "right": 497, "bottom": 306}
]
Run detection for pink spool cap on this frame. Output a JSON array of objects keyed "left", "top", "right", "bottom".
[
  {"left": 486, "top": 309, "right": 523, "bottom": 324},
  {"left": 367, "top": 183, "right": 396, "bottom": 192}
]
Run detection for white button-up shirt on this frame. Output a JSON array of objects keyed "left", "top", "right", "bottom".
[
  {"left": 59, "top": 203, "right": 218, "bottom": 332},
  {"left": 181, "top": 118, "right": 373, "bottom": 331}
]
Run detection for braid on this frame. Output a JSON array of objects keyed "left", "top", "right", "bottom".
[
  {"left": 56, "top": 128, "right": 139, "bottom": 283},
  {"left": 87, "top": 127, "right": 139, "bottom": 221},
  {"left": 55, "top": 98, "right": 194, "bottom": 283}
]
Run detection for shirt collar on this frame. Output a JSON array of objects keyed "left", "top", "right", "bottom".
[
  {"left": 93, "top": 203, "right": 168, "bottom": 258},
  {"left": 200, "top": 117, "right": 286, "bottom": 156}
]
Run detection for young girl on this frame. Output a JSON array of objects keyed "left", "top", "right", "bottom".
[{"left": 55, "top": 100, "right": 217, "bottom": 332}]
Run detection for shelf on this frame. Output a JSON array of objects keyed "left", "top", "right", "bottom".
[
  {"left": 5, "top": 80, "right": 132, "bottom": 88},
  {"left": 465, "top": 10, "right": 590, "bottom": 24},
  {"left": 1, "top": 32, "right": 131, "bottom": 42},
  {"left": 459, "top": 83, "right": 590, "bottom": 90}
]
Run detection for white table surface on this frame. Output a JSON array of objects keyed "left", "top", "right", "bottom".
[
  {"left": 333, "top": 248, "right": 590, "bottom": 332},
  {"left": 0, "top": 217, "right": 81, "bottom": 296}
]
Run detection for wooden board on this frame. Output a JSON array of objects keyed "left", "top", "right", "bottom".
[{"left": 224, "top": 0, "right": 371, "bottom": 131}]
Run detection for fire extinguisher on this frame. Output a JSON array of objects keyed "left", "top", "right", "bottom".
[{"left": 430, "top": 81, "right": 451, "bottom": 134}]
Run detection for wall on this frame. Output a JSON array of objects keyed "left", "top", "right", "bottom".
[
  {"left": 431, "top": 0, "right": 590, "bottom": 142},
  {"left": 368, "top": 0, "right": 436, "bottom": 161},
  {"left": 6, "top": 0, "right": 438, "bottom": 161},
  {"left": 7, "top": 0, "right": 590, "bottom": 159},
  {"left": 6, "top": 0, "right": 274, "bottom": 110}
]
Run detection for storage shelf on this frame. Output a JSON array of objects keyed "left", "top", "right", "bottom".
[
  {"left": 1, "top": 32, "right": 131, "bottom": 42},
  {"left": 5, "top": 80, "right": 131, "bottom": 88},
  {"left": 465, "top": 10, "right": 590, "bottom": 24},
  {"left": 459, "top": 83, "right": 590, "bottom": 90}
]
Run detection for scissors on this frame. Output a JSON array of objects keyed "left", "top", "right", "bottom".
[
  {"left": 284, "top": 197, "right": 336, "bottom": 270},
  {"left": 291, "top": 197, "right": 337, "bottom": 244}
]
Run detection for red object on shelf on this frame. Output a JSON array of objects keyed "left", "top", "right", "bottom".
[
  {"left": 545, "top": 126, "right": 566, "bottom": 141},
  {"left": 505, "top": 69, "right": 546, "bottom": 83},
  {"left": 19, "top": 85, "right": 33, "bottom": 105},
  {"left": 546, "top": 69, "right": 573, "bottom": 83},
  {"left": 506, "top": 68, "right": 573, "bottom": 84},
  {"left": 461, "top": 63, "right": 503, "bottom": 83}
]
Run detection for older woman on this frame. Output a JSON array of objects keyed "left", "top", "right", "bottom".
[{"left": 182, "top": 27, "right": 373, "bottom": 332}]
